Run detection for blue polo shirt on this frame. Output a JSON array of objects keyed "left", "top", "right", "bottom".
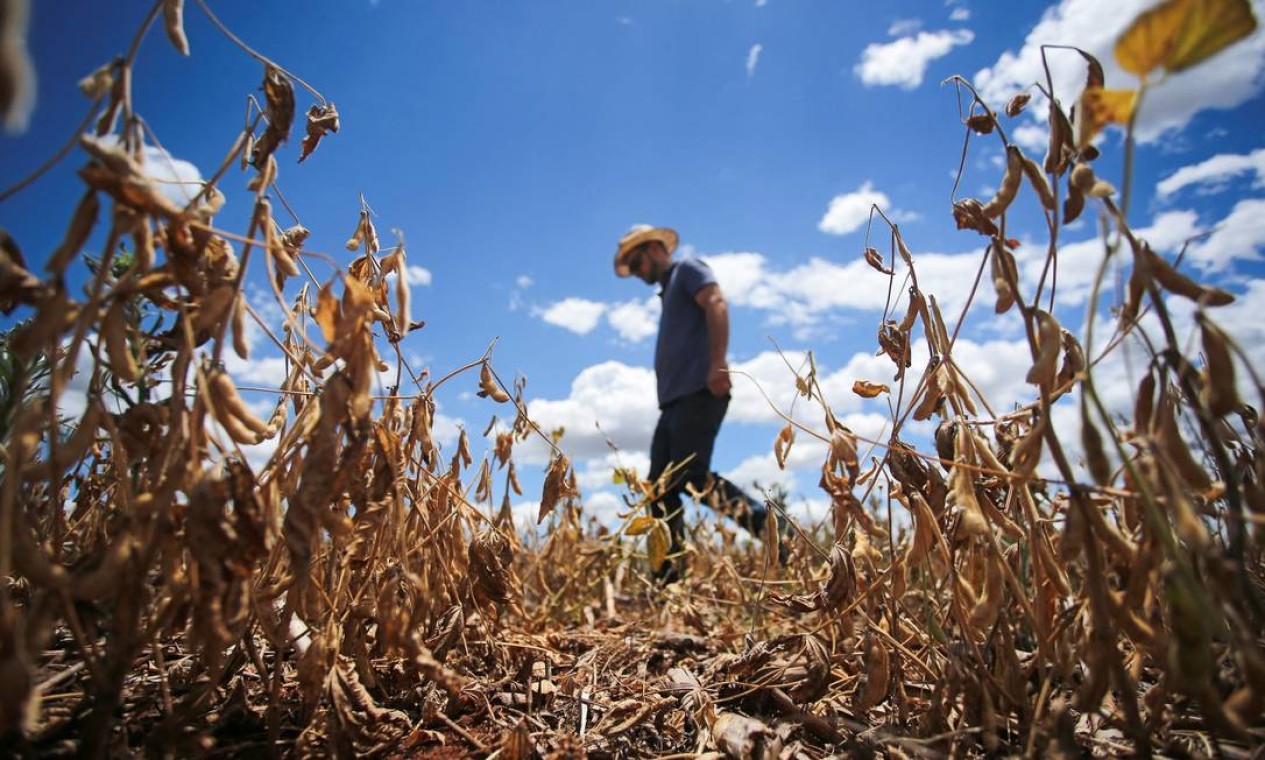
[{"left": 655, "top": 257, "right": 717, "bottom": 408}]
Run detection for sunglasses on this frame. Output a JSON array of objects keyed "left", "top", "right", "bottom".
[{"left": 626, "top": 244, "right": 651, "bottom": 275}]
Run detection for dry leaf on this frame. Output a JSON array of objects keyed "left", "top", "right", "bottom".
[
  {"left": 252, "top": 66, "right": 295, "bottom": 168},
  {"left": 539, "top": 453, "right": 571, "bottom": 523},
  {"left": 713, "top": 712, "right": 780, "bottom": 760},
  {"left": 299, "top": 103, "right": 340, "bottom": 163},
  {"left": 863, "top": 246, "right": 892, "bottom": 275},
  {"left": 852, "top": 379, "right": 890, "bottom": 398}
]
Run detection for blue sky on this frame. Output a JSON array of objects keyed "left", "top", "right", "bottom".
[{"left": 4, "top": 0, "right": 1265, "bottom": 532}]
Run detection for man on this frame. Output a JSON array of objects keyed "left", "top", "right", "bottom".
[{"left": 614, "top": 224, "right": 776, "bottom": 582}]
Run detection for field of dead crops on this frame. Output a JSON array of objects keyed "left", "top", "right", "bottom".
[{"left": 1, "top": 1, "right": 1264, "bottom": 757}]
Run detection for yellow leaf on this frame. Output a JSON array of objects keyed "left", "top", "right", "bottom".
[
  {"left": 1116, "top": 0, "right": 1258, "bottom": 77},
  {"left": 611, "top": 469, "right": 626, "bottom": 485},
  {"left": 1116, "top": 0, "right": 1191, "bottom": 76},
  {"left": 626, "top": 515, "right": 656, "bottom": 536},
  {"left": 1167, "top": 0, "right": 1258, "bottom": 72},
  {"left": 647, "top": 519, "right": 671, "bottom": 571},
  {"left": 1077, "top": 86, "right": 1138, "bottom": 146}
]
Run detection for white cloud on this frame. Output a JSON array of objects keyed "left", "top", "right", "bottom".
[
  {"left": 405, "top": 264, "right": 432, "bottom": 287},
  {"left": 578, "top": 490, "right": 628, "bottom": 528},
  {"left": 575, "top": 451, "right": 652, "bottom": 492},
  {"left": 746, "top": 44, "right": 763, "bottom": 78},
  {"left": 1016, "top": 210, "right": 1204, "bottom": 307},
  {"left": 605, "top": 296, "right": 660, "bottom": 343},
  {"left": 1008, "top": 202, "right": 1255, "bottom": 289},
  {"left": 523, "top": 361, "right": 658, "bottom": 465},
  {"left": 819, "top": 181, "right": 911, "bottom": 236},
  {"left": 854, "top": 29, "right": 975, "bottom": 90},
  {"left": 224, "top": 354, "right": 291, "bottom": 388},
  {"left": 534, "top": 297, "right": 607, "bottom": 335},
  {"left": 704, "top": 242, "right": 984, "bottom": 339},
  {"left": 1011, "top": 122, "right": 1047, "bottom": 152},
  {"left": 138, "top": 144, "right": 204, "bottom": 207},
  {"left": 1188, "top": 198, "right": 1265, "bottom": 272},
  {"left": 509, "top": 276, "right": 533, "bottom": 312},
  {"left": 383, "top": 263, "right": 434, "bottom": 305},
  {"left": 727, "top": 349, "right": 813, "bottom": 424},
  {"left": 973, "top": 0, "right": 1265, "bottom": 143},
  {"left": 1156, "top": 147, "right": 1265, "bottom": 200},
  {"left": 723, "top": 439, "right": 827, "bottom": 497},
  {"left": 888, "top": 18, "right": 923, "bottom": 36},
  {"left": 949, "top": 6, "right": 971, "bottom": 21}
]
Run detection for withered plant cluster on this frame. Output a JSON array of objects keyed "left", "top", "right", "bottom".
[{"left": 1, "top": 0, "right": 1263, "bottom": 757}]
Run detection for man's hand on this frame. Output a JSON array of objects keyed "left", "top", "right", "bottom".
[{"left": 708, "top": 364, "right": 731, "bottom": 397}]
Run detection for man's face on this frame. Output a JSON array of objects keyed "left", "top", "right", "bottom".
[{"left": 627, "top": 242, "right": 667, "bottom": 285}]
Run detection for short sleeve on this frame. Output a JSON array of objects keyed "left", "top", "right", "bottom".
[{"left": 676, "top": 258, "right": 717, "bottom": 297}]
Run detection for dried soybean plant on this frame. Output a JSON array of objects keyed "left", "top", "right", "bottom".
[
  {"left": 2, "top": 0, "right": 1265, "bottom": 757},
  {"left": 0, "top": 1, "right": 585, "bottom": 756},
  {"left": 719, "top": 2, "right": 1265, "bottom": 756}
]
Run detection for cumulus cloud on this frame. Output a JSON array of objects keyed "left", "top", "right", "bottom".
[
  {"left": 1156, "top": 147, "right": 1265, "bottom": 200},
  {"left": 1010, "top": 201, "right": 1257, "bottom": 287},
  {"left": 818, "top": 181, "right": 918, "bottom": 236},
  {"left": 605, "top": 296, "right": 660, "bottom": 343},
  {"left": 1187, "top": 198, "right": 1265, "bottom": 272},
  {"left": 704, "top": 243, "right": 985, "bottom": 339},
  {"left": 534, "top": 297, "right": 608, "bottom": 335},
  {"left": 528, "top": 294, "right": 659, "bottom": 341},
  {"left": 405, "top": 264, "right": 433, "bottom": 287},
  {"left": 854, "top": 29, "right": 975, "bottom": 89},
  {"left": 383, "top": 263, "right": 434, "bottom": 301},
  {"left": 973, "top": 0, "right": 1265, "bottom": 143},
  {"left": 523, "top": 361, "right": 658, "bottom": 464},
  {"left": 1014, "top": 209, "right": 1204, "bottom": 307},
  {"left": 746, "top": 44, "right": 763, "bottom": 78}
]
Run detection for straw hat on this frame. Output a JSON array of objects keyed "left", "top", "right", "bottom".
[{"left": 613, "top": 224, "right": 678, "bottom": 277}]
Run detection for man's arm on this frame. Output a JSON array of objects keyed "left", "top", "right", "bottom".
[{"left": 695, "top": 283, "right": 731, "bottom": 397}]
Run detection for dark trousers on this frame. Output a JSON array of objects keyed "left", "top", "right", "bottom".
[{"left": 648, "top": 389, "right": 768, "bottom": 579}]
